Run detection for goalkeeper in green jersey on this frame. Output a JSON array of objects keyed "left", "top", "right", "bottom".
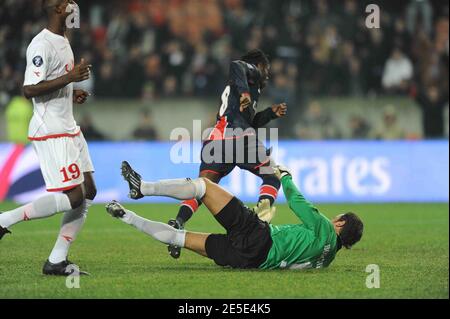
[{"left": 107, "top": 162, "right": 364, "bottom": 270}]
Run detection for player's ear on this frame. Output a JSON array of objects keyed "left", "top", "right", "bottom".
[
  {"left": 53, "top": 0, "right": 66, "bottom": 15},
  {"left": 55, "top": 6, "right": 64, "bottom": 15},
  {"left": 332, "top": 215, "right": 346, "bottom": 228},
  {"left": 335, "top": 220, "right": 346, "bottom": 228}
]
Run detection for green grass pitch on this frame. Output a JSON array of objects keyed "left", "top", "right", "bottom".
[{"left": 0, "top": 201, "right": 448, "bottom": 299}]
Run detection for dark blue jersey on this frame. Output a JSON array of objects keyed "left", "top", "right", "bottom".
[{"left": 208, "top": 60, "right": 277, "bottom": 140}]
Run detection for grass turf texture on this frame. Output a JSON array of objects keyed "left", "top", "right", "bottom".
[{"left": 0, "top": 202, "right": 448, "bottom": 299}]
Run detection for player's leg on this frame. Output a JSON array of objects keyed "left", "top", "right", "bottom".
[
  {"left": 198, "top": 179, "right": 272, "bottom": 268},
  {"left": 167, "top": 139, "right": 235, "bottom": 259},
  {"left": 121, "top": 161, "right": 234, "bottom": 215},
  {"left": 107, "top": 180, "right": 248, "bottom": 267},
  {"left": 45, "top": 133, "right": 95, "bottom": 275},
  {"left": 43, "top": 184, "right": 87, "bottom": 274},
  {"left": 168, "top": 169, "right": 223, "bottom": 259},
  {"left": 0, "top": 138, "right": 84, "bottom": 237},
  {"left": 105, "top": 201, "right": 216, "bottom": 259},
  {"left": 199, "top": 178, "right": 235, "bottom": 215},
  {"left": 238, "top": 136, "right": 280, "bottom": 206},
  {"left": 175, "top": 232, "right": 249, "bottom": 270},
  {"left": 241, "top": 163, "right": 279, "bottom": 223},
  {"left": 175, "top": 170, "right": 222, "bottom": 227},
  {"left": 0, "top": 191, "right": 74, "bottom": 234},
  {"left": 122, "top": 161, "right": 206, "bottom": 200},
  {"left": 251, "top": 166, "right": 280, "bottom": 205},
  {"left": 83, "top": 171, "right": 97, "bottom": 202},
  {"left": 173, "top": 139, "right": 233, "bottom": 226},
  {"left": 105, "top": 200, "right": 192, "bottom": 249},
  {"left": 184, "top": 232, "right": 210, "bottom": 257},
  {"left": 121, "top": 160, "right": 239, "bottom": 239},
  {"left": 46, "top": 174, "right": 93, "bottom": 266}
]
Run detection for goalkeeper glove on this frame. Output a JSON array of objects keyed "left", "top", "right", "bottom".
[
  {"left": 253, "top": 199, "right": 276, "bottom": 223},
  {"left": 273, "top": 164, "right": 292, "bottom": 180}
]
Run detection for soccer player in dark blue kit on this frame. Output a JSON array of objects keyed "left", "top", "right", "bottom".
[{"left": 122, "top": 49, "right": 287, "bottom": 258}]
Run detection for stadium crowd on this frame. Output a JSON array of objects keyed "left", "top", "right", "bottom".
[{"left": 0, "top": 0, "right": 448, "bottom": 140}]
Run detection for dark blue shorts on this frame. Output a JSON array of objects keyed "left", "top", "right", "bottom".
[{"left": 199, "top": 136, "right": 272, "bottom": 178}]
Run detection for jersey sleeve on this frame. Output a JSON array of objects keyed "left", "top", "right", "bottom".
[
  {"left": 229, "top": 60, "right": 261, "bottom": 95},
  {"left": 24, "top": 42, "right": 51, "bottom": 86},
  {"left": 281, "top": 175, "right": 323, "bottom": 230},
  {"left": 252, "top": 107, "right": 278, "bottom": 128}
]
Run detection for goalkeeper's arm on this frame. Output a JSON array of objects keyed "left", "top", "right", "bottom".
[{"left": 274, "top": 165, "right": 322, "bottom": 229}]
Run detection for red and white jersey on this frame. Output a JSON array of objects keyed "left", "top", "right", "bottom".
[{"left": 24, "top": 28, "right": 78, "bottom": 141}]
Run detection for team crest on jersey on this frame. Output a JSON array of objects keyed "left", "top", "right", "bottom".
[{"left": 33, "top": 56, "right": 43, "bottom": 67}]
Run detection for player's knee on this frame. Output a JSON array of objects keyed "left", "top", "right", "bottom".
[
  {"left": 85, "top": 184, "right": 97, "bottom": 201},
  {"left": 65, "top": 186, "right": 85, "bottom": 209},
  {"left": 197, "top": 177, "right": 210, "bottom": 199},
  {"left": 83, "top": 173, "right": 97, "bottom": 201},
  {"left": 199, "top": 177, "right": 210, "bottom": 184},
  {"left": 71, "top": 196, "right": 84, "bottom": 209},
  {"left": 262, "top": 174, "right": 281, "bottom": 190},
  {"left": 199, "top": 171, "right": 221, "bottom": 183}
]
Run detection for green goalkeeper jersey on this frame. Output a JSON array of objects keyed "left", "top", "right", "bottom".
[{"left": 259, "top": 175, "right": 339, "bottom": 270}]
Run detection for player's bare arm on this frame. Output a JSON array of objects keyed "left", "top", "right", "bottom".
[{"left": 23, "top": 59, "right": 91, "bottom": 99}]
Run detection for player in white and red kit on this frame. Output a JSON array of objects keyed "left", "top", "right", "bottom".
[{"left": 0, "top": 0, "right": 95, "bottom": 276}]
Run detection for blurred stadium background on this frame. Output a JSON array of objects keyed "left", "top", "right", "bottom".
[
  {"left": 0, "top": 0, "right": 449, "bottom": 140},
  {"left": 0, "top": 0, "right": 448, "bottom": 299},
  {"left": 0, "top": 0, "right": 448, "bottom": 204}
]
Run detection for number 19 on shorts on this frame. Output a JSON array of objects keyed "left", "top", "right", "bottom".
[{"left": 60, "top": 163, "right": 81, "bottom": 183}]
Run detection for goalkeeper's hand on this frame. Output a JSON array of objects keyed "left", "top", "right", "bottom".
[
  {"left": 273, "top": 164, "right": 292, "bottom": 180},
  {"left": 253, "top": 199, "right": 276, "bottom": 223}
]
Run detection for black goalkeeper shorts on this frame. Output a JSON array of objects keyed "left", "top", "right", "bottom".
[{"left": 205, "top": 197, "right": 273, "bottom": 269}]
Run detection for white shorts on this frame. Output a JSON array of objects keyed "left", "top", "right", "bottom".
[{"left": 32, "top": 132, "right": 94, "bottom": 192}]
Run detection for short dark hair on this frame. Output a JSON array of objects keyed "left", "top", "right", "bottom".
[
  {"left": 338, "top": 213, "right": 363, "bottom": 249},
  {"left": 240, "top": 49, "right": 269, "bottom": 67}
]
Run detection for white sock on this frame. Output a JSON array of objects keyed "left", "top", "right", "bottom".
[
  {"left": 140, "top": 178, "right": 206, "bottom": 200},
  {"left": 121, "top": 209, "right": 186, "bottom": 247},
  {"left": 48, "top": 199, "right": 91, "bottom": 264},
  {"left": 0, "top": 193, "right": 72, "bottom": 228}
]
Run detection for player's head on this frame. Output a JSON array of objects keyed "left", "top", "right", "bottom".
[
  {"left": 332, "top": 212, "right": 363, "bottom": 249},
  {"left": 42, "top": 0, "right": 77, "bottom": 20},
  {"left": 241, "top": 49, "right": 270, "bottom": 88}
]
